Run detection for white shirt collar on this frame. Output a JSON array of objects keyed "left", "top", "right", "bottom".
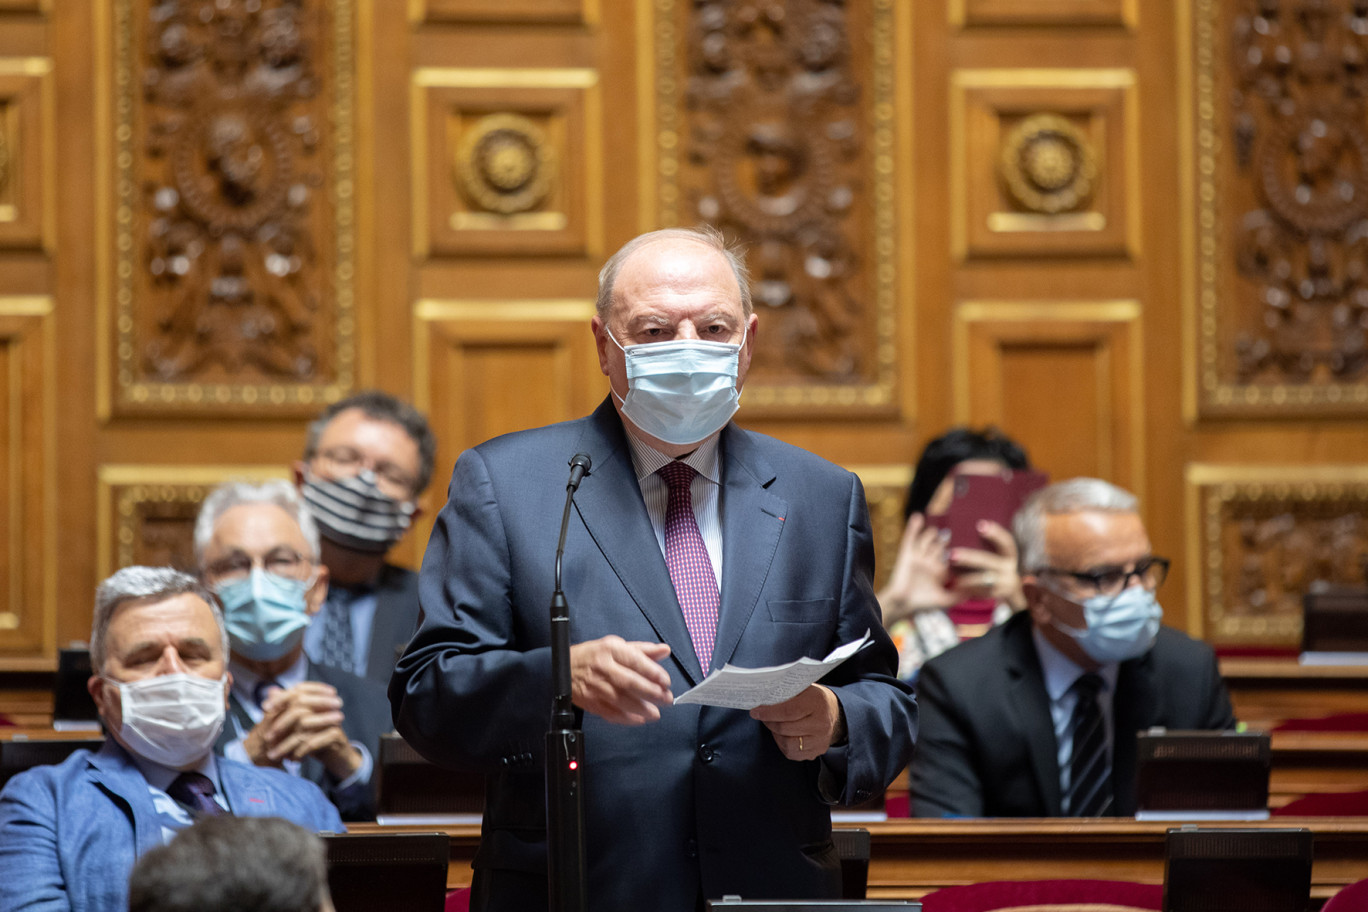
[
  {"left": 623, "top": 430, "right": 721, "bottom": 486},
  {"left": 1031, "top": 622, "right": 1119, "bottom": 701}
]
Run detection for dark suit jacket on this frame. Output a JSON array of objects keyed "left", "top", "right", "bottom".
[
  {"left": 364, "top": 563, "right": 421, "bottom": 689},
  {"left": 218, "top": 659, "right": 392, "bottom": 821},
  {"left": 909, "top": 610, "right": 1236, "bottom": 817},
  {"left": 390, "top": 399, "right": 917, "bottom": 912}
]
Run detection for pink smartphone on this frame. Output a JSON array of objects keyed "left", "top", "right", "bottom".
[{"left": 925, "top": 469, "right": 1048, "bottom": 553}]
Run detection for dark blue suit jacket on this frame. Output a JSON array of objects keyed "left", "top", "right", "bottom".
[
  {"left": 0, "top": 740, "right": 342, "bottom": 912},
  {"left": 390, "top": 400, "right": 917, "bottom": 912}
]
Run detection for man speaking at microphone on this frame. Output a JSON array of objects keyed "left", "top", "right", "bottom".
[{"left": 390, "top": 226, "right": 916, "bottom": 912}]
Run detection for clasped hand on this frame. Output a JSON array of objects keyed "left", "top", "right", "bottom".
[
  {"left": 878, "top": 513, "right": 1025, "bottom": 624},
  {"left": 245, "top": 681, "right": 362, "bottom": 781}
]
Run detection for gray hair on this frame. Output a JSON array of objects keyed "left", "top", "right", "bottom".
[
  {"left": 91, "top": 566, "right": 227, "bottom": 673},
  {"left": 194, "top": 479, "right": 321, "bottom": 566},
  {"left": 1013, "top": 477, "right": 1139, "bottom": 573},
  {"left": 595, "top": 226, "right": 753, "bottom": 321}
]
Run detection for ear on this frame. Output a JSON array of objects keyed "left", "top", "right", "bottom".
[
  {"left": 88, "top": 674, "right": 121, "bottom": 732},
  {"left": 304, "top": 563, "right": 330, "bottom": 616},
  {"left": 222, "top": 670, "right": 234, "bottom": 710},
  {"left": 291, "top": 460, "right": 308, "bottom": 488},
  {"left": 1022, "top": 578, "right": 1052, "bottom": 627},
  {"left": 591, "top": 314, "right": 612, "bottom": 377}
]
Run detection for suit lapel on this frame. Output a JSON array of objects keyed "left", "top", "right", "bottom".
[
  {"left": 711, "top": 426, "right": 786, "bottom": 672},
  {"left": 1002, "top": 616, "right": 1066, "bottom": 815},
  {"left": 573, "top": 401, "right": 703, "bottom": 683},
  {"left": 1112, "top": 651, "right": 1159, "bottom": 815},
  {"left": 87, "top": 741, "right": 163, "bottom": 855}
]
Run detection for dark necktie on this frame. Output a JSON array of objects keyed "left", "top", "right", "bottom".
[
  {"left": 1067, "top": 672, "right": 1113, "bottom": 816},
  {"left": 658, "top": 461, "right": 720, "bottom": 674},
  {"left": 253, "top": 678, "right": 281, "bottom": 711},
  {"left": 318, "top": 588, "right": 357, "bottom": 672},
  {"left": 167, "top": 771, "right": 226, "bottom": 817}
]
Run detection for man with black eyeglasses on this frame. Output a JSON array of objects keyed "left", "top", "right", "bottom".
[
  {"left": 195, "top": 480, "right": 392, "bottom": 820},
  {"left": 909, "top": 477, "right": 1235, "bottom": 817}
]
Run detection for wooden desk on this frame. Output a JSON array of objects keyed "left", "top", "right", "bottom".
[
  {"left": 1221, "top": 659, "right": 1368, "bottom": 730},
  {"left": 1271, "top": 732, "right": 1368, "bottom": 806},
  {"left": 349, "top": 818, "right": 1368, "bottom": 900}
]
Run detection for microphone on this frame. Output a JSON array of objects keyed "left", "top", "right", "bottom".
[{"left": 548, "top": 452, "right": 590, "bottom": 912}]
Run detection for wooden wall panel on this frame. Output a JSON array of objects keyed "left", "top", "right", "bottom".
[
  {"left": 953, "top": 300, "right": 1143, "bottom": 496},
  {"left": 0, "top": 298, "right": 54, "bottom": 668},
  {"left": 0, "top": 58, "right": 50, "bottom": 251},
  {"left": 951, "top": 0, "right": 1136, "bottom": 28},
  {"left": 415, "top": 0, "right": 596, "bottom": 25}
]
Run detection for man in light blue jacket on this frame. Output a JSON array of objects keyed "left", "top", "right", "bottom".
[{"left": 0, "top": 566, "right": 342, "bottom": 912}]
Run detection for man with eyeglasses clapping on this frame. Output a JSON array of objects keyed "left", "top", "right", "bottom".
[{"left": 909, "top": 477, "right": 1236, "bottom": 818}]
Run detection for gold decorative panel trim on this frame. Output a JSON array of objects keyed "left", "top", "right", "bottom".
[
  {"left": 849, "top": 464, "right": 914, "bottom": 593},
  {"left": 0, "top": 297, "right": 55, "bottom": 669},
  {"left": 0, "top": 58, "right": 53, "bottom": 251},
  {"left": 96, "top": 465, "right": 291, "bottom": 581},
  {"left": 1189, "top": 1, "right": 1368, "bottom": 416},
  {"left": 411, "top": 68, "right": 602, "bottom": 259},
  {"left": 1185, "top": 464, "right": 1368, "bottom": 647},
  {"left": 951, "top": 69, "right": 1139, "bottom": 261},
  {"left": 949, "top": 0, "right": 1137, "bottom": 28},
  {"left": 953, "top": 300, "right": 1144, "bottom": 497},
  {"left": 410, "top": 0, "right": 597, "bottom": 26},
  {"left": 106, "top": 0, "right": 356, "bottom": 416},
  {"left": 648, "top": 0, "right": 899, "bottom": 416}
]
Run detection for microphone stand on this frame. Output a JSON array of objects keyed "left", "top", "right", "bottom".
[{"left": 548, "top": 454, "right": 590, "bottom": 912}]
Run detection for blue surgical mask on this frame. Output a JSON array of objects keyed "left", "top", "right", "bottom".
[
  {"left": 215, "top": 568, "right": 312, "bottom": 662},
  {"left": 608, "top": 328, "right": 742, "bottom": 446},
  {"left": 1050, "top": 585, "right": 1162, "bottom": 664}
]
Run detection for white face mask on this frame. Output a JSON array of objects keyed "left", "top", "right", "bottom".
[
  {"left": 109, "top": 672, "right": 227, "bottom": 769},
  {"left": 607, "top": 328, "right": 743, "bottom": 446}
]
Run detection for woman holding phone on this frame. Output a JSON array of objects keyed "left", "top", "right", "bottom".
[{"left": 878, "top": 427, "right": 1037, "bottom": 682}]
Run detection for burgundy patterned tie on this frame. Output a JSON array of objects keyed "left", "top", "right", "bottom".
[
  {"left": 167, "top": 771, "right": 227, "bottom": 817},
  {"left": 658, "top": 461, "right": 720, "bottom": 673}
]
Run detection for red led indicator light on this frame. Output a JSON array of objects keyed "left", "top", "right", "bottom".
[{"left": 569, "top": 760, "right": 578, "bottom": 770}]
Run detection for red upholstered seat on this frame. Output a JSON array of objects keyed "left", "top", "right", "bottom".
[
  {"left": 1272, "top": 789, "right": 1368, "bottom": 816},
  {"left": 919, "top": 880, "right": 1163, "bottom": 912},
  {"left": 444, "top": 887, "right": 471, "bottom": 912},
  {"left": 1273, "top": 712, "right": 1368, "bottom": 732},
  {"left": 1324, "top": 877, "right": 1368, "bottom": 912}
]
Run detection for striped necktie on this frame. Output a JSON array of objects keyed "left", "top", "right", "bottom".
[
  {"left": 658, "top": 460, "right": 720, "bottom": 674},
  {"left": 1067, "top": 672, "right": 1113, "bottom": 816}
]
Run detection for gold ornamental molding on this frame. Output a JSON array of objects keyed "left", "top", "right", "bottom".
[
  {"left": 645, "top": 0, "right": 900, "bottom": 414},
  {"left": 1185, "top": 463, "right": 1368, "bottom": 646},
  {"left": 102, "top": 0, "right": 357, "bottom": 417},
  {"left": 998, "top": 113, "right": 1098, "bottom": 215},
  {"left": 96, "top": 465, "right": 291, "bottom": 581}
]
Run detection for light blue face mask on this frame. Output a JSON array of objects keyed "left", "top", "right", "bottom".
[
  {"left": 215, "top": 568, "right": 312, "bottom": 662},
  {"left": 607, "top": 328, "right": 742, "bottom": 446},
  {"left": 1050, "top": 584, "right": 1162, "bottom": 664}
]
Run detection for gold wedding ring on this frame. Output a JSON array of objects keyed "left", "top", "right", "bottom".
[{"left": 799, "top": 736, "right": 804, "bottom": 751}]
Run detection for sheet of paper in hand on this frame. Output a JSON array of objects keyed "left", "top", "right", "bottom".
[{"left": 673, "top": 630, "right": 872, "bottom": 710}]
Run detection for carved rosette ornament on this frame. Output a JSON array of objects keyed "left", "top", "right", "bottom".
[
  {"left": 1203, "top": 0, "right": 1368, "bottom": 405},
  {"left": 113, "top": 0, "right": 355, "bottom": 411},
  {"left": 455, "top": 113, "right": 556, "bottom": 215},
  {"left": 998, "top": 113, "right": 1097, "bottom": 215},
  {"left": 658, "top": 0, "right": 897, "bottom": 406}
]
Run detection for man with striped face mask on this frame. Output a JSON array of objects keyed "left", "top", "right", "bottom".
[{"left": 294, "top": 391, "right": 437, "bottom": 688}]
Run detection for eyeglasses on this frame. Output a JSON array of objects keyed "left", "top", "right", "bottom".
[
  {"left": 315, "top": 446, "right": 417, "bottom": 497},
  {"left": 205, "top": 550, "right": 312, "bottom": 585},
  {"left": 1039, "top": 555, "right": 1170, "bottom": 598}
]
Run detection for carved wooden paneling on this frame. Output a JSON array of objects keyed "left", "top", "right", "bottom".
[
  {"left": 412, "top": 69, "right": 601, "bottom": 259},
  {"left": 952, "top": 69, "right": 1138, "bottom": 261},
  {"left": 414, "top": 0, "right": 596, "bottom": 25},
  {"left": 0, "top": 59, "right": 50, "bottom": 251},
  {"left": 1186, "top": 465, "right": 1368, "bottom": 647},
  {"left": 651, "top": 0, "right": 899, "bottom": 416},
  {"left": 953, "top": 301, "right": 1143, "bottom": 495},
  {"left": 850, "top": 465, "right": 914, "bottom": 594},
  {"left": 108, "top": 0, "right": 355, "bottom": 416},
  {"left": 950, "top": 0, "right": 1136, "bottom": 28},
  {"left": 1192, "top": 0, "right": 1368, "bottom": 416},
  {"left": 96, "top": 466, "right": 291, "bottom": 582},
  {"left": 0, "top": 299, "right": 54, "bottom": 669}
]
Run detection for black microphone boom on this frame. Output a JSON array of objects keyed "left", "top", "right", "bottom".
[{"left": 548, "top": 452, "right": 590, "bottom": 912}]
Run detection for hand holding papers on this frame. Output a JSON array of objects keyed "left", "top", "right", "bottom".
[{"left": 674, "top": 631, "right": 872, "bottom": 710}]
